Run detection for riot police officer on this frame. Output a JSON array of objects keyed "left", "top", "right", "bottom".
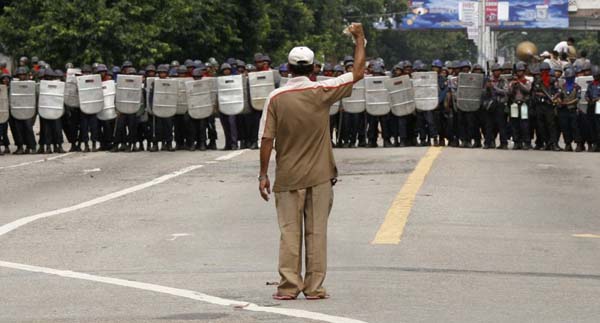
[
  {"left": 587, "top": 65, "right": 600, "bottom": 152},
  {"left": 482, "top": 64, "right": 509, "bottom": 149},
  {"left": 509, "top": 62, "right": 533, "bottom": 150},
  {"left": 556, "top": 67, "right": 582, "bottom": 152},
  {"left": 11, "top": 67, "right": 37, "bottom": 154},
  {"left": 533, "top": 62, "right": 560, "bottom": 151}
]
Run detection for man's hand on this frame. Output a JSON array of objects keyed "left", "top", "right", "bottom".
[
  {"left": 259, "top": 177, "right": 271, "bottom": 202},
  {"left": 348, "top": 23, "right": 365, "bottom": 39}
]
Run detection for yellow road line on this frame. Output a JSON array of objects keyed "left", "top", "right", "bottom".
[
  {"left": 573, "top": 234, "right": 600, "bottom": 239},
  {"left": 372, "top": 147, "right": 443, "bottom": 245}
]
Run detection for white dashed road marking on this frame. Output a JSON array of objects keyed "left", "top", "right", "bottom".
[{"left": 0, "top": 153, "right": 73, "bottom": 170}]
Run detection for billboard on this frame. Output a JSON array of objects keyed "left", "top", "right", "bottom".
[{"left": 376, "top": 0, "right": 569, "bottom": 30}]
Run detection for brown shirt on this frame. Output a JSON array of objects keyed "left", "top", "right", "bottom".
[{"left": 260, "top": 73, "right": 355, "bottom": 192}]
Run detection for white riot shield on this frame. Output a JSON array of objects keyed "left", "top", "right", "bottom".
[
  {"left": 412, "top": 72, "right": 439, "bottom": 111},
  {"left": 38, "top": 81, "right": 65, "bottom": 120},
  {"left": 365, "top": 76, "right": 391, "bottom": 116},
  {"left": 186, "top": 79, "right": 214, "bottom": 119},
  {"left": 77, "top": 74, "right": 104, "bottom": 114},
  {"left": 456, "top": 73, "right": 484, "bottom": 112},
  {"left": 152, "top": 79, "right": 178, "bottom": 118},
  {"left": 317, "top": 76, "right": 341, "bottom": 115},
  {"left": 341, "top": 79, "right": 366, "bottom": 114},
  {"left": 241, "top": 76, "right": 253, "bottom": 114},
  {"left": 64, "top": 68, "right": 81, "bottom": 108},
  {"left": 217, "top": 75, "right": 244, "bottom": 115},
  {"left": 0, "top": 85, "right": 9, "bottom": 124},
  {"left": 385, "top": 75, "right": 416, "bottom": 117},
  {"left": 98, "top": 80, "right": 117, "bottom": 121},
  {"left": 116, "top": 75, "right": 143, "bottom": 114},
  {"left": 176, "top": 77, "right": 193, "bottom": 115},
  {"left": 10, "top": 81, "right": 37, "bottom": 120},
  {"left": 576, "top": 76, "right": 593, "bottom": 113},
  {"left": 249, "top": 71, "right": 275, "bottom": 111}
]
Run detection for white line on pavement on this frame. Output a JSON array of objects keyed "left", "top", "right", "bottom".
[
  {"left": 0, "top": 260, "right": 367, "bottom": 323},
  {"left": 215, "top": 149, "right": 249, "bottom": 161},
  {"left": 0, "top": 153, "right": 73, "bottom": 170},
  {"left": 0, "top": 165, "right": 204, "bottom": 237}
]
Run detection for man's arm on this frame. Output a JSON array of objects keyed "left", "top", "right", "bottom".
[
  {"left": 259, "top": 138, "right": 273, "bottom": 201},
  {"left": 349, "top": 23, "right": 366, "bottom": 82}
]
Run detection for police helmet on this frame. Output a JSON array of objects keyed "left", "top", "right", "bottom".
[
  {"left": 122, "top": 60, "right": 133, "bottom": 68},
  {"left": 582, "top": 61, "right": 592, "bottom": 71},
  {"left": 236, "top": 60, "right": 246, "bottom": 68},
  {"left": 515, "top": 62, "right": 527, "bottom": 71},
  {"left": 564, "top": 67, "right": 576, "bottom": 78},
  {"left": 125, "top": 67, "right": 137, "bottom": 75},
  {"left": 192, "top": 68, "right": 203, "bottom": 77},
  {"left": 96, "top": 64, "right": 108, "bottom": 73},
  {"left": 591, "top": 65, "right": 600, "bottom": 77},
  {"left": 343, "top": 56, "right": 354, "bottom": 65},
  {"left": 31, "top": 56, "right": 39, "bottom": 64},
  {"left": 334, "top": 65, "right": 344, "bottom": 73},
  {"left": 220, "top": 63, "right": 232, "bottom": 71},
  {"left": 323, "top": 63, "right": 334, "bottom": 72},
  {"left": 279, "top": 63, "right": 288, "bottom": 72},
  {"left": 157, "top": 64, "right": 169, "bottom": 73},
  {"left": 432, "top": 59, "right": 443, "bottom": 68},
  {"left": 491, "top": 63, "right": 502, "bottom": 71},
  {"left": 184, "top": 59, "right": 194, "bottom": 68},
  {"left": 112, "top": 66, "right": 121, "bottom": 74},
  {"left": 15, "top": 67, "right": 28, "bottom": 75},
  {"left": 81, "top": 64, "right": 93, "bottom": 73},
  {"left": 539, "top": 62, "right": 551, "bottom": 71},
  {"left": 145, "top": 64, "right": 156, "bottom": 72},
  {"left": 176, "top": 65, "right": 187, "bottom": 74},
  {"left": 170, "top": 60, "right": 180, "bottom": 68}
]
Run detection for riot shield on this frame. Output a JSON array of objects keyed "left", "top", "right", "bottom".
[
  {"left": 365, "top": 76, "right": 391, "bottom": 116},
  {"left": 412, "top": 72, "right": 439, "bottom": 111},
  {"left": 10, "top": 81, "right": 37, "bottom": 120},
  {"left": 385, "top": 75, "right": 416, "bottom": 117},
  {"left": 0, "top": 85, "right": 9, "bottom": 124},
  {"left": 38, "top": 80, "right": 65, "bottom": 120},
  {"left": 249, "top": 71, "right": 275, "bottom": 111},
  {"left": 186, "top": 79, "right": 214, "bottom": 119},
  {"left": 456, "top": 73, "right": 484, "bottom": 112},
  {"left": 576, "top": 76, "right": 593, "bottom": 113},
  {"left": 176, "top": 77, "right": 193, "bottom": 115},
  {"left": 152, "top": 79, "right": 178, "bottom": 118},
  {"left": 98, "top": 80, "right": 117, "bottom": 121},
  {"left": 279, "top": 77, "right": 290, "bottom": 88},
  {"left": 341, "top": 79, "right": 366, "bottom": 113},
  {"left": 217, "top": 75, "right": 244, "bottom": 115},
  {"left": 64, "top": 72, "right": 80, "bottom": 108},
  {"left": 116, "top": 75, "right": 143, "bottom": 114},
  {"left": 317, "top": 76, "right": 340, "bottom": 115},
  {"left": 77, "top": 74, "right": 104, "bottom": 114}
]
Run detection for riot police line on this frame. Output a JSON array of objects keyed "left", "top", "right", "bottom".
[
  {"left": 1, "top": 55, "right": 600, "bottom": 156},
  {"left": 0, "top": 58, "right": 276, "bottom": 155},
  {"left": 315, "top": 57, "right": 600, "bottom": 152}
]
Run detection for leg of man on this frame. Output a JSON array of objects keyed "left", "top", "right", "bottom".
[
  {"left": 303, "top": 181, "right": 333, "bottom": 298},
  {"left": 275, "top": 189, "right": 306, "bottom": 298}
]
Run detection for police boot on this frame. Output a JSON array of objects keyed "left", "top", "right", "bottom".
[
  {"left": 473, "top": 140, "right": 482, "bottom": 148},
  {"left": 84, "top": 143, "right": 91, "bottom": 153},
  {"left": 523, "top": 142, "right": 532, "bottom": 151},
  {"left": 166, "top": 142, "right": 176, "bottom": 152},
  {"left": 132, "top": 144, "right": 141, "bottom": 152},
  {"left": 205, "top": 140, "right": 214, "bottom": 150},
  {"left": 55, "top": 145, "right": 66, "bottom": 154},
  {"left": 595, "top": 145, "right": 600, "bottom": 153},
  {"left": 187, "top": 144, "right": 196, "bottom": 152},
  {"left": 0, "top": 148, "right": 3, "bottom": 156},
  {"left": 449, "top": 140, "right": 459, "bottom": 147},
  {"left": 250, "top": 141, "right": 259, "bottom": 150},
  {"left": 383, "top": 139, "right": 394, "bottom": 148},
  {"left": 197, "top": 142, "right": 207, "bottom": 151},
  {"left": 4, "top": 146, "right": 10, "bottom": 154},
  {"left": 138, "top": 142, "right": 145, "bottom": 151},
  {"left": 230, "top": 143, "right": 239, "bottom": 150},
  {"left": 13, "top": 146, "right": 24, "bottom": 155},
  {"left": 45, "top": 145, "right": 52, "bottom": 154},
  {"left": 36, "top": 145, "right": 45, "bottom": 154},
  {"left": 575, "top": 143, "right": 584, "bottom": 152},
  {"left": 497, "top": 143, "right": 508, "bottom": 150},
  {"left": 367, "top": 140, "right": 378, "bottom": 148},
  {"left": 91, "top": 142, "right": 99, "bottom": 152},
  {"left": 513, "top": 142, "right": 522, "bottom": 150},
  {"left": 565, "top": 143, "right": 573, "bottom": 152},
  {"left": 358, "top": 139, "right": 367, "bottom": 148},
  {"left": 460, "top": 141, "right": 469, "bottom": 148},
  {"left": 110, "top": 144, "right": 119, "bottom": 153},
  {"left": 433, "top": 138, "right": 440, "bottom": 147},
  {"left": 149, "top": 143, "right": 158, "bottom": 152}
]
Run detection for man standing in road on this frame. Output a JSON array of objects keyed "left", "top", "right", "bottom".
[{"left": 258, "top": 23, "right": 366, "bottom": 300}]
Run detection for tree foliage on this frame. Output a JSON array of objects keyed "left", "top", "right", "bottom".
[{"left": 0, "top": 0, "right": 596, "bottom": 69}]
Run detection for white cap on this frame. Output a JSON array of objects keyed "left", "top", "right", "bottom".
[
  {"left": 540, "top": 51, "right": 551, "bottom": 58},
  {"left": 288, "top": 46, "right": 314, "bottom": 65}
]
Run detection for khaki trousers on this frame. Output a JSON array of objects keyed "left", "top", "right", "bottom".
[{"left": 275, "top": 181, "right": 333, "bottom": 298}]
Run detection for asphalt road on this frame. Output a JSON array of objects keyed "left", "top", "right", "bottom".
[{"left": 1, "top": 137, "right": 599, "bottom": 323}]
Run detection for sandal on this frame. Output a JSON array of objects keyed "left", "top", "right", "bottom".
[{"left": 272, "top": 294, "right": 296, "bottom": 300}]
